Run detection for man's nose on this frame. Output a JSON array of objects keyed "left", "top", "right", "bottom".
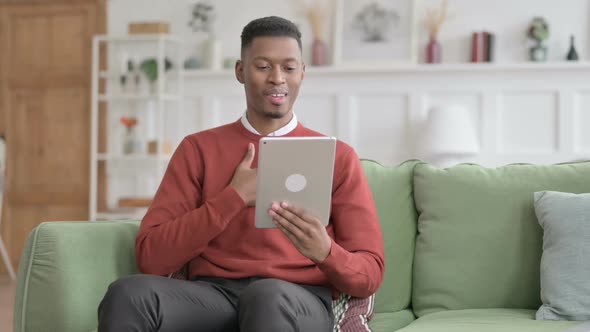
[{"left": 268, "top": 66, "right": 285, "bottom": 84}]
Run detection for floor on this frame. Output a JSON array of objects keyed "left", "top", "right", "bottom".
[{"left": 0, "top": 276, "right": 16, "bottom": 331}]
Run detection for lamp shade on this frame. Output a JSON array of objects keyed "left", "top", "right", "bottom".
[{"left": 422, "top": 105, "right": 479, "bottom": 156}]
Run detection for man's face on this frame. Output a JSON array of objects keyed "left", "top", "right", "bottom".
[{"left": 236, "top": 36, "right": 305, "bottom": 120}]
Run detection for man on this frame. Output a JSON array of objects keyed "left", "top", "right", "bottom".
[{"left": 98, "top": 16, "right": 384, "bottom": 332}]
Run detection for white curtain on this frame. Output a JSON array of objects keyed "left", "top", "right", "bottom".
[{"left": 0, "top": 135, "right": 16, "bottom": 280}]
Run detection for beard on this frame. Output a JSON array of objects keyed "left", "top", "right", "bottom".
[
  {"left": 260, "top": 104, "right": 289, "bottom": 119},
  {"left": 263, "top": 110, "right": 285, "bottom": 119}
]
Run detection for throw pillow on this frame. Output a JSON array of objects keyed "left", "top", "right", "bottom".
[
  {"left": 534, "top": 191, "right": 590, "bottom": 321},
  {"left": 332, "top": 294, "right": 375, "bottom": 332}
]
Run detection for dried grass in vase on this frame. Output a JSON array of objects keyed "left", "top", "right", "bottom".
[
  {"left": 424, "top": 0, "right": 450, "bottom": 40},
  {"left": 296, "top": 0, "right": 331, "bottom": 41}
]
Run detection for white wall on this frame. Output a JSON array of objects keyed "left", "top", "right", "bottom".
[
  {"left": 108, "top": 0, "right": 322, "bottom": 65},
  {"left": 101, "top": 1, "right": 590, "bottom": 215},
  {"left": 418, "top": 0, "right": 590, "bottom": 63},
  {"left": 108, "top": 0, "right": 590, "bottom": 64},
  {"left": 181, "top": 64, "right": 590, "bottom": 168}
]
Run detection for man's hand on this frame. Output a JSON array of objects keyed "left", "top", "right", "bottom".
[
  {"left": 269, "top": 202, "right": 332, "bottom": 263},
  {"left": 230, "top": 143, "right": 257, "bottom": 206}
]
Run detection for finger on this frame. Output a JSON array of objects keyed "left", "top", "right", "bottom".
[
  {"left": 271, "top": 202, "right": 301, "bottom": 225},
  {"left": 273, "top": 215, "right": 299, "bottom": 243},
  {"left": 271, "top": 205, "right": 314, "bottom": 241},
  {"left": 269, "top": 208, "right": 305, "bottom": 239},
  {"left": 240, "top": 143, "right": 255, "bottom": 167},
  {"left": 278, "top": 205, "right": 315, "bottom": 236},
  {"left": 279, "top": 202, "right": 320, "bottom": 226}
]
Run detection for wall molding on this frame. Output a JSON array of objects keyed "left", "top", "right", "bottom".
[{"left": 180, "top": 64, "right": 590, "bottom": 167}]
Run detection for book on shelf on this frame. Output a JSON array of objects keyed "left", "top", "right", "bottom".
[
  {"left": 118, "top": 197, "right": 153, "bottom": 208},
  {"left": 128, "top": 22, "right": 170, "bottom": 35},
  {"left": 471, "top": 31, "right": 495, "bottom": 63}
]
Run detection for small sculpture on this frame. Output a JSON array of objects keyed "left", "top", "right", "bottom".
[
  {"left": 353, "top": 3, "right": 400, "bottom": 42},
  {"left": 188, "top": 1, "right": 216, "bottom": 34}
]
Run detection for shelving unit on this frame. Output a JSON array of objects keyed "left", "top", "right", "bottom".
[
  {"left": 181, "top": 61, "right": 590, "bottom": 78},
  {"left": 89, "top": 34, "right": 183, "bottom": 221}
]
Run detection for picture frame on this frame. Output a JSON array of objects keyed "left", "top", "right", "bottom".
[{"left": 331, "top": 0, "right": 418, "bottom": 66}]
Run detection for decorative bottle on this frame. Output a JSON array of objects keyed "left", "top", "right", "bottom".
[{"left": 566, "top": 35, "right": 579, "bottom": 61}]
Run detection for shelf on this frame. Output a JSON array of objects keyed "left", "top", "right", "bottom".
[
  {"left": 98, "top": 94, "right": 180, "bottom": 102},
  {"left": 91, "top": 34, "right": 183, "bottom": 222},
  {"left": 94, "top": 34, "right": 182, "bottom": 43},
  {"left": 95, "top": 209, "right": 147, "bottom": 221},
  {"left": 99, "top": 71, "right": 182, "bottom": 80},
  {"left": 97, "top": 153, "right": 171, "bottom": 162},
  {"left": 182, "top": 61, "right": 590, "bottom": 78}
]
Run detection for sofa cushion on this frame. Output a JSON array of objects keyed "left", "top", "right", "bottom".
[
  {"left": 394, "top": 309, "right": 579, "bottom": 332},
  {"left": 361, "top": 160, "right": 419, "bottom": 313},
  {"left": 369, "top": 310, "right": 415, "bottom": 332},
  {"left": 412, "top": 161, "right": 590, "bottom": 317},
  {"left": 534, "top": 191, "right": 590, "bottom": 321}
]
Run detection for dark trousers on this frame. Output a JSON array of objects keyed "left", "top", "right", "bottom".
[{"left": 98, "top": 274, "right": 334, "bottom": 332}]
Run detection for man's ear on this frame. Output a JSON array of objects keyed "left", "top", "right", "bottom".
[
  {"left": 235, "top": 60, "right": 245, "bottom": 84},
  {"left": 301, "top": 62, "right": 306, "bottom": 81}
]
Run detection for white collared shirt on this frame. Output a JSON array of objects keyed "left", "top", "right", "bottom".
[{"left": 241, "top": 112, "right": 298, "bottom": 136}]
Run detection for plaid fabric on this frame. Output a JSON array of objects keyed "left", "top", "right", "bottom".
[
  {"left": 168, "top": 267, "right": 374, "bottom": 331},
  {"left": 332, "top": 294, "right": 351, "bottom": 331},
  {"left": 332, "top": 294, "right": 374, "bottom": 332},
  {"left": 168, "top": 265, "right": 188, "bottom": 280}
]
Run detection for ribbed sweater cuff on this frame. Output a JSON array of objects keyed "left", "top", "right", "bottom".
[{"left": 317, "top": 240, "right": 350, "bottom": 274}]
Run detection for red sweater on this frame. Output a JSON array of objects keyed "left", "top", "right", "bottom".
[{"left": 136, "top": 119, "right": 384, "bottom": 298}]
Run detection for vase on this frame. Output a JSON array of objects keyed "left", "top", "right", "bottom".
[
  {"left": 122, "top": 127, "right": 139, "bottom": 154},
  {"left": 149, "top": 80, "right": 158, "bottom": 95},
  {"left": 530, "top": 43, "right": 547, "bottom": 62},
  {"left": 205, "top": 37, "right": 223, "bottom": 71},
  {"left": 311, "top": 39, "right": 327, "bottom": 66},
  {"left": 566, "top": 35, "right": 579, "bottom": 61},
  {"left": 426, "top": 37, "right": 442, "bottom": 64}
]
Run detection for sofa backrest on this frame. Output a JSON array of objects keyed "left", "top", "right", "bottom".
[
  {"left": 411, "top": 161, "right": 590, "bottom": 317},
  {"left": 361, "top": 159, "right": 419, "bottom": 314}
]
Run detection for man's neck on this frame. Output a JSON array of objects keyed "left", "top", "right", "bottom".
[{"left": 246, "top": 111, "right": 293, "bottom": 136}]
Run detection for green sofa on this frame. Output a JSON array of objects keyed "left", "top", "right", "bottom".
[{"left": 13, "top": 160, "right": 590, "bottom": 332}]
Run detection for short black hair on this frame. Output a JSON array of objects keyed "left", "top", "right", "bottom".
[{"left": 240, "top": 16, "right": 302, "bottom": 55}]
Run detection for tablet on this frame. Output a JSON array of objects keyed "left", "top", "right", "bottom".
[{"left": 255, "top": 136, "right": 337, "bottom": 228}]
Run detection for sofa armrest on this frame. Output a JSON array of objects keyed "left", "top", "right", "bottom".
[{"left": 14, "top": 221, "right": 140, "bottom": 332}]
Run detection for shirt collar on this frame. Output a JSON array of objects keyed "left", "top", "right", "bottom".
[{"left": 241, "top": 112, "right": 298, "bottom": 136}]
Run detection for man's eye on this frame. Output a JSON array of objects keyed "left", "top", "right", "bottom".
[
  {"left": 257, "top": 65, "right": 270, "bottom": 70},
  {"left": 285, "top": 67, "right": 296, "bottom": 71}
]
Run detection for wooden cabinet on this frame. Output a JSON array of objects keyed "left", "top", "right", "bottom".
[{"left": 0, "top": 0, "right": 106, "bottom": 275}]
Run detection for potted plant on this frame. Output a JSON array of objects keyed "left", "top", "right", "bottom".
[
  {"left": 187, "top": 1, "right": 221, "bottom": 70},
  {"left": 528, "top": 17, "right": 549, "bottom": 62},
  {"left": 120, "top": 116, "right": 139, "bottom": 154},
  {"left": 139, "top": 57, "right": 173, "bottom": 93}
]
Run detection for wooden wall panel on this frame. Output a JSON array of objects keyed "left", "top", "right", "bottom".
[{"left": 0, "top": 0, "right": 105, "bottom": 275}]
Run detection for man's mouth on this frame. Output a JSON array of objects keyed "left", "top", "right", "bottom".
[{"left": 266, "top": 92, "right": 288, "bottom": 105}]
